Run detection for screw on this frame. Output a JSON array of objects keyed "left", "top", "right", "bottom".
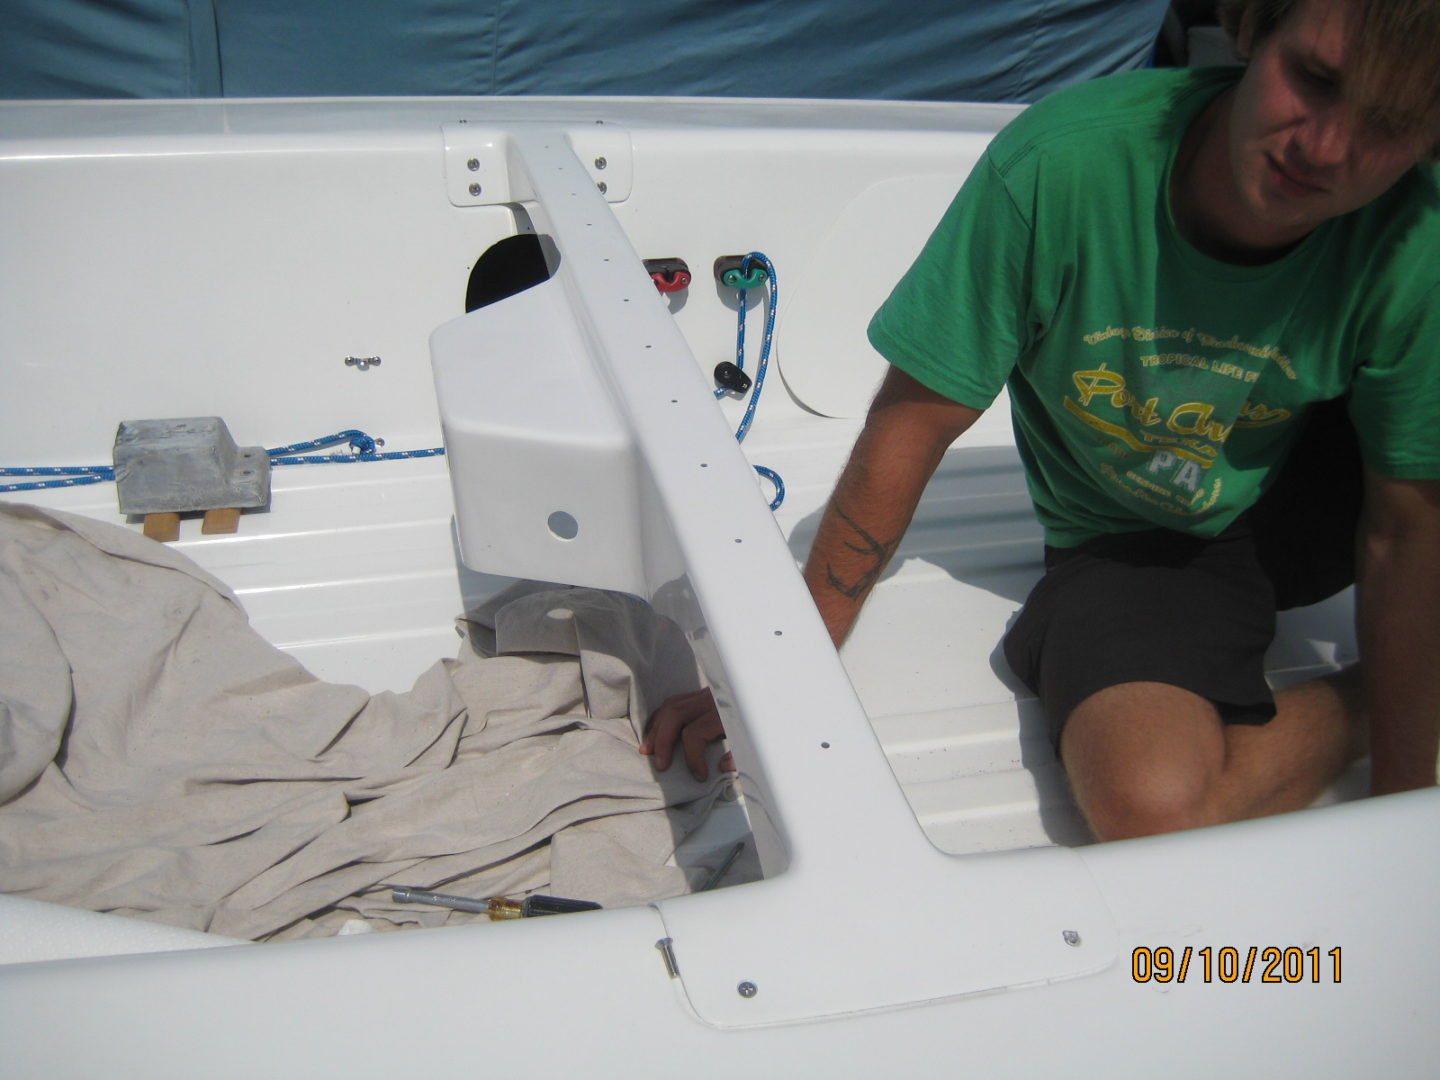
[
  {"left": 596, "top": 181, "right": 608, "bottom": 194},
  {"left": 466, "top": 157, "right": 480, "bottom": 171},
  {"left": 1062, "top": 930, "right": 1081, "bottom": 947},
  {"left": 737, "top": 981, "right": 757, "bottom": 998},
  {"left": 594, "top": 156, "right": 608, "bottom": 170},
  {"left": 468, "top": 182, "right": 482, "bottom": 197}
]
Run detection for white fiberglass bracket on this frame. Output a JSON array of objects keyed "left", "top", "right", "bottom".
[
  {"left": 431, "top": 126, "right": 670, "bottom": 594},
  {"left": 441, "top": 121, "right": 633, "bottom": 206},
  {"left": 431, "top": 276, "right": 645, "bottom": 593}
]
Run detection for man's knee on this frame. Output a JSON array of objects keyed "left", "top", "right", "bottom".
[
  {"left": 1074, "top": 762, "right": 1214, "bottom": 840},
  {"left": 1060, "top": 682, "right": 1225, "bottom": 841}
]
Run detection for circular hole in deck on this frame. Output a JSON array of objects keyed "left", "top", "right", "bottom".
[{"left": 547, "top": 511, "right": 580, "bottom": 540}]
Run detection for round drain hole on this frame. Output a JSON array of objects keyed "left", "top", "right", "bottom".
[{"left": 547, "top": 511, "right": 579, "bottom": 540}]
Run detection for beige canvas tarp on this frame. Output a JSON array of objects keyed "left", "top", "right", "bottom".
[{"left": 0, "top": 503, "right": 738, "bottom": 941}]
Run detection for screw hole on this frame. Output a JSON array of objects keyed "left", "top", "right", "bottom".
[
  {"left": 547, "top": 511, "right": 579, "bottom": 541},
  {"left": 820, "top": 742, "right": 831, "bottom": 749}
]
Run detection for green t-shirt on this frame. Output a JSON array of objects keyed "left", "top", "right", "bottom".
[{"left": 868, "top": 67, "right": 1440, "bottom": 548}]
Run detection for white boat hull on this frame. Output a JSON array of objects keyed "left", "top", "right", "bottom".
[{"left": 0, "top": 94, "right": 1434, "bottom": 1077}]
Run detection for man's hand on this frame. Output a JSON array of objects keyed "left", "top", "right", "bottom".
[{"left": 640, "top": 688, "right": 733, "bottom": 781}]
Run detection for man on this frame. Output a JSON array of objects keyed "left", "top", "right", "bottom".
[{"left": 646, "top": 0, "right": 1440, "bottom": 841}]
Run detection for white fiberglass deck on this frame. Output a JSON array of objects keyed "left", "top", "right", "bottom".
[
  {"left": 0, "top": 88, "right": 1366, "bottom": 857},
  {"left": 9, "top": 399, "right": 1364, "bottom": 859}
]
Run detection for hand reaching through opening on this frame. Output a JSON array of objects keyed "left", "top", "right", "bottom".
[{"left": 640, "top": 687, "right": 734, "bottom": 781}]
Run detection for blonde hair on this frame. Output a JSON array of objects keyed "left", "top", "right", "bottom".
[{"left": 1219, "top": 0, "right": 1440, "bottom": 155}]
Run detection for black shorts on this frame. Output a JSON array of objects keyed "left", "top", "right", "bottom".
[{"left": 1002, "top": 398, "right": 1362, "bottom": 740}]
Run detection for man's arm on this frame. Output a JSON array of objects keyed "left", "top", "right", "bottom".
[
  {"left": 1355, "top": 468, "right": 1440, "bottom": 794},
  {"left": 803, "top": 366, "right": 985, "bottom": 646}
]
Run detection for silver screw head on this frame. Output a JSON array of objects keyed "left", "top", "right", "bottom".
[
  {"left": 596, "top": 181, "right": 608, "bottom": 194},
  {"left": 737, "top": 981, "right": 758, "bottom": 998},
  {"left": 468, "top": 182, "right": 483, "bottom": 197},
  {"left": 1062, "top": 930, "right": 1081, "bottom": 947},
  {"left": 594, "top": 156, "right": 608, "bottom": 170},
  {"left": 466, "top": 157, "right": 480, "bottom": 171}
]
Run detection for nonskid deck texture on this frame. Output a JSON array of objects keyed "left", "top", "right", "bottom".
[
  {"left": 756, "top": 411, "right": 1089, "bottom": 853},
  {"left": 752, "top": 414, "right": 1060, "bottom": 851}
]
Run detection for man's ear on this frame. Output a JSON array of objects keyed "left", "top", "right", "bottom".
[{"left": 1235, "top": 6, "right": 1257, "bottom": 60}]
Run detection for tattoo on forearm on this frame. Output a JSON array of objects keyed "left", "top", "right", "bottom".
[{"left": 824, "top": 505, "right": 901, "bottom": 599}]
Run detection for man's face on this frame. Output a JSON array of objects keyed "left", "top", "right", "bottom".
[{"left": 1224, "top": 0, "right": 1431, "bottom": 248}]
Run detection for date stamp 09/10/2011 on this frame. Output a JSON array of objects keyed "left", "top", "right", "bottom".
[{"left": 1132, "top": 946, "right": 1343, "bottom": 985}]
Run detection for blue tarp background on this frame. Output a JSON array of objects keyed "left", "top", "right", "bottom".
[{"left": 1, "top": 0, "right": 1169, "bottom": 103}]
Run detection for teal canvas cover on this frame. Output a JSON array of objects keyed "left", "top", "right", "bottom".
[{"left": 1, "top": 0, "right": 1167, "bottom": 103}]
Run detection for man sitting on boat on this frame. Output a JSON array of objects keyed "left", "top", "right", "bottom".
[{"left": 648, "top": 0, "right": 1440, "bottom": 841}]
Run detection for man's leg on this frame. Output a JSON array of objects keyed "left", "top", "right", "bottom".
[{"left": 1061, "top": 669, "right": 1365, "bottom": 841}]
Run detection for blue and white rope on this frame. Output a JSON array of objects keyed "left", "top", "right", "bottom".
[
  {"left": 266, "top": 430, "right": 446, "bottom": 466},
  {"left": 1, "top": 430, "right": 444, "bottom": 494},
  {"left": 0, "top": 465, "right": 115, "bottom": 492},
  {"left": 715, "top": 252, "right": 785, "bottom": 510}
]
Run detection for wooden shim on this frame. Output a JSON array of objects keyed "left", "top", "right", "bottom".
[
  {"left": 201, "top": 507, "right": 241, "bottom": 535},
  {"left": 142, "top": 512, "right": 181, "bottom": 543}
]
